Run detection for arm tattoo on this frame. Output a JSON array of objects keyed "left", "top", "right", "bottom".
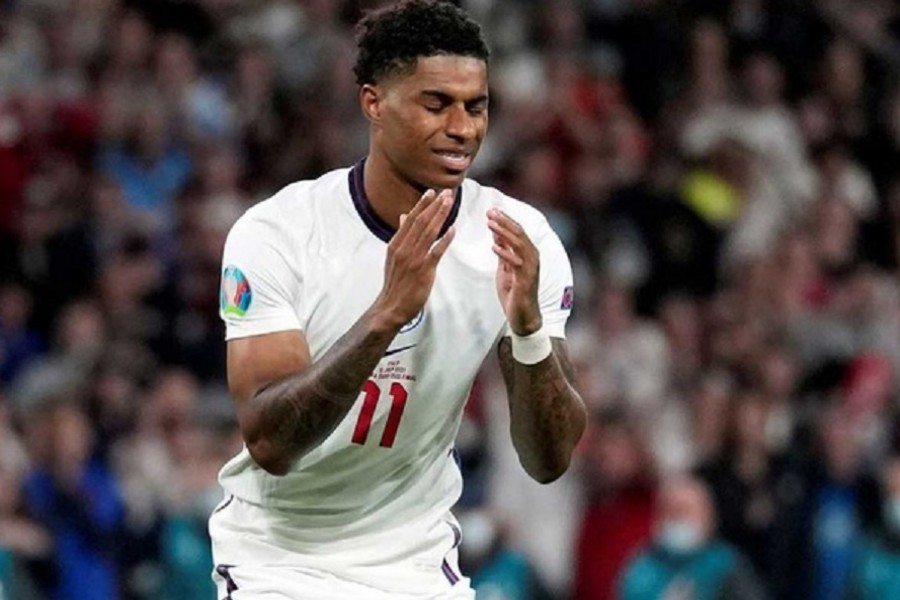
[
  {"left": 498, "top": 337, "right": 585, "bottom": 482},
  {"left": 249, "top": 317, "right": 395, "bottom": 471}
]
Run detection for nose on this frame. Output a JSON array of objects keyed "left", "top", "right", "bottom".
[{"left": 444, "top": 105, "right": 476, "bottom": 142}]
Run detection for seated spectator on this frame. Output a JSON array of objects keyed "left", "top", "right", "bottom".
[{"left": 618, "top": 475, "right": 766, "bottom": 600}]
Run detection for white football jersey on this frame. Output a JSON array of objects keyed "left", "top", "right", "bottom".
[{"left": 216, "top": 160, "right": 573, "bottom": 560}]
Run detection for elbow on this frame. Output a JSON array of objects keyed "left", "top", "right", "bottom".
[
  {"left": 519, "top": 410, "right": 586, "bottom": 485},
  {"left": 521, "top": 453, "right": 573, "bottom": 485},
  {"left": 238, "top": 407, "right": 296, "bottom": 476},
  {"left": 247, "top": 440, "right": 294, "bottom": 476}
]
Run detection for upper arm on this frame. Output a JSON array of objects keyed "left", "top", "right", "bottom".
[
  {"left": 219, "top": 210, "right": 308, "bottom": 422},
  {"left": 227, "top": 331, "right": 311, "bottom": 406}
]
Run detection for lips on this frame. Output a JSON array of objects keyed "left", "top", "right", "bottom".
[{"left": 433, "top": 149, "right": 472, "bottom": 171}]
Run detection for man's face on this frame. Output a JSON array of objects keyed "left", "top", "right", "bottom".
[{"left": 371, "top": 55, "right": 488, "bottom": 190}]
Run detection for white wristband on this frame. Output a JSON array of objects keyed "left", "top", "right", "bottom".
[{"left": 511, "top": 326, "right": 552, "bottom": 365}]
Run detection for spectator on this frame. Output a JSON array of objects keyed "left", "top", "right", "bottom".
[
  {"left": 774, "top": 404, "right": 882, "bottom": 600},
  {"left": 618, "top": 475, "right": 766, "bottom": 600},
  {"left": 97, "top": 94, "right": 193, "bottom": 235},
  {"left": 699, "top": 390, "right": 802, "bottom": 590},
  {"left": 0, "top": 459, "right": 50, "bottom": 600},
  {"left": 0, "top": 283, "right": 44, "bottom": 385},
  {"left": 568, "top": 284, "right": 670, "bottom": 412},
  {"left": 458, "top": 507, "right": 552, "bottom": 600},
  {"left": 0, "top": 398, "right": 49, "bottom": 600},
  {"left": 5, "top": 1, "right": 900, "bottom": 597},
  {"left": 575, "top": 407, "right": 656, "bottom": 600},
  {"left": 23, "top": 400, "right": 124, "bottom": 600}
]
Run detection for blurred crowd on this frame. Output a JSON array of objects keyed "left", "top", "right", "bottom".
[{"left": 2, "top": 0, "right": 900, "bottom": 599}]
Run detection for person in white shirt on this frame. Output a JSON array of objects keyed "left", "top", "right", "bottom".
[{"left": 212, "top": 2, "right": 586, "bottom": 598}]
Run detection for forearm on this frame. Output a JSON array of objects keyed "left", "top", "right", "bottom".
[
  {"left": 243, "top": 310, "right": 400, "bottom": 475},
  {"left": 499, "top": 337, "right": 586, "bottom": 483}
]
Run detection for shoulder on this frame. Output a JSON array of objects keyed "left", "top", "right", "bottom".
[
  {"left": 465, "top": 179, "right": 548, "bottom": 226},
  {"left": 462, "top": 178, "right": 555, "bottom": 240},
  {"left": 227, "top": 167, "right": 351, "bottom": 245}
]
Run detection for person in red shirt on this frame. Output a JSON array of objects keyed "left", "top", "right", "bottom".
[{"left": 575, "top": 407, "right": 657, "bottom": 600}]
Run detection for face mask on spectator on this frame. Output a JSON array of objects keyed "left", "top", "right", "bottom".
[{"left": 657, "top": 520, "right": 703, "bottom": 554}]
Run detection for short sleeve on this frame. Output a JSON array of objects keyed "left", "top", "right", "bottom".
[
  {"left": 504, "top": 216, "right": 574, "bottom": 339},
  {"left": 219, "top": 215, "right": 303, "bottom": 340},
  {"left": 535, "top": 219, "right": 575, "bottom": 338}
]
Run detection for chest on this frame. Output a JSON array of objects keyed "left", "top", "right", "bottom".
[{"left": 298, "top": 236, "right": 505, "bottom": 363}]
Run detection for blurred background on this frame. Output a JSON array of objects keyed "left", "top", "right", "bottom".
[{"left": 2, "top": 0, "right": 900, "bottom": 598}]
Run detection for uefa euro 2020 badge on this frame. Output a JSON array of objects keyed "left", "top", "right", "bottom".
[{"left": 221, "top": 265, "right": 252, "bottom": 317}]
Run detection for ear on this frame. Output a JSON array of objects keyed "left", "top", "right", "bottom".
[{"left": 359, "top": 84, "right": 383, "bottom": 125}]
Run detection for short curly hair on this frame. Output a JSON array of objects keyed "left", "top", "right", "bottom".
[{"left": 353, "top": 0, "right": 490, "bottom": 86}]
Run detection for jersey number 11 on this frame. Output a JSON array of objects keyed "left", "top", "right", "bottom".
[{"left": 351, "top": 380, "right": 409, "bottom": 448}]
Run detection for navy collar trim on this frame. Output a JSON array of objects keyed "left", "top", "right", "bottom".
[{"left": 348, "top": 158, "right": 462, "bottom": 243}]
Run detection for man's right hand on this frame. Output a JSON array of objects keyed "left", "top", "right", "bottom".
[{"left": 372, "top": 188, "right": 456, "bottom": 331}]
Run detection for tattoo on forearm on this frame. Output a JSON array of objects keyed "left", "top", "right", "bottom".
[
  {"left": 254, "top": 319, "right": 394, "bottom": 461},
  {"left": 498, "top": 337, "right": 584, "bottom": 480}
]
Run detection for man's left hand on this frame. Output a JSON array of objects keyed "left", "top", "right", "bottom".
[{"left": 488, "top": 208, "right": 542, "bottom": 335}]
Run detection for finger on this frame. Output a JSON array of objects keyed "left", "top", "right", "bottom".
[
  {"left": 411, "top": 189, "right": 454, "bottom": 249},
  {"left": 488, "top": 218, "right": 529, "bottom": 254},
  {"left": 492, "top": 243, "right": 524, "bottom": 267},
  {"left": 489, "top": 217, "right": 539, "bottom": 263},
  {"left": 393, "top": 189, "right": 435, "bottom": 247},
  {"left": 487, "top": 208, "right": 524, "bottom": 234},
  {"left": 402, "top": 189, "right": 437, "bottom": 229},
  {"left": 410, "top": 188, "right": 437, "bottom": 217},
  {"left": 429, "top": 225, "right": 456, "bottom": 262},
  {"left": 423, "top": 190, "right": 454, "bottom": 241}
]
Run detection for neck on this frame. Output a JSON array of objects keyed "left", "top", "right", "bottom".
[{"left": 363, "top": 149, "right": 432, "bottom": 229}]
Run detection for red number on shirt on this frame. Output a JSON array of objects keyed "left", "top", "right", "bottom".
[{"left": 351, "top": 381, "right": 409, "bottom": 448}]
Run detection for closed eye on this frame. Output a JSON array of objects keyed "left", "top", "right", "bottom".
[
  {"left": 422, "top": 91, "right": 452, "bottom": 113},
  {"left": 466, "top": 101, "right": 488, "bottom": 116},
  {"left": 420, "top": 91, "right": 489, "bottom": 115}
]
